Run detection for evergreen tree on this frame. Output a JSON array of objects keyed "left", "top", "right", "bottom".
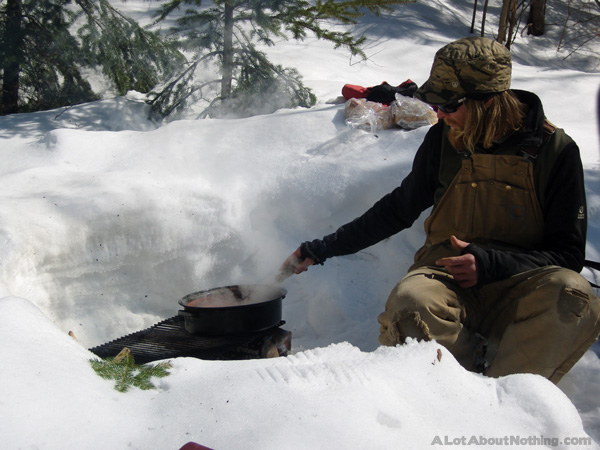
[
  {"left": 0, "top": 0, "right": 184, "bottom": 115},
  {"left": 148, "top": 0, "right": 413, "bottom": 119}
]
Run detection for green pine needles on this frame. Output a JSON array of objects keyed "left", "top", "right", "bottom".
[
  {"left": 0, "top": 0, "right": 184, "bottom": 115},
  {"left": 148, "top": 0, "right": 414, "bottom": 119},
  {"left": 89, "top": 348, "right": 172, "bottom": 393}
]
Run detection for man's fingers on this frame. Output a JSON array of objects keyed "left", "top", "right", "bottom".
[
  {"left": 436, "top": 252, "right": 478, "bottom": 288},
  {"left": 293, "top": 257, "right": 314, "bottom": 274},
  {"left": 450, "top": 234, "right": 469, "bottom": 250},
  {"left": 436, "top": 254, "right": 472, "bottom": 267},
  {"left": 281, "top": 248, "right": 316, "bottom": 275}
]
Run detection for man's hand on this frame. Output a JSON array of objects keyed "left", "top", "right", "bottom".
[
  {"left": 435, "top": 235, "right": 478, "bottom": 288},
  {"left": 278, "top": 248, "right": 315, "bottom": 281}
]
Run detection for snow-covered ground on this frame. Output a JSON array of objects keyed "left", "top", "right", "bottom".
[{"left": 0, "top": 1, "right": 599, "bottom": 449}]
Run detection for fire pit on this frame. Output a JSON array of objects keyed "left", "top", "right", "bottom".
[{"left": 89, "top": 285, "right": 291, "bottom": 363}]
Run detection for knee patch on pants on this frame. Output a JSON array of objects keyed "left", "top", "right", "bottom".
[
  {"left": 378, "top": 270, "right": 463, "bottom": 347},
  {"left": 378, "top": 309, "right": 433, "bottom": 346},
  {"left": 558, "top": 286, "right": 590, "bottom": 322}
]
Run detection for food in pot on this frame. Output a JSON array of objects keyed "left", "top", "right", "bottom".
[{"left": 182, "top": 285, "right": 283, "bottom": 309}]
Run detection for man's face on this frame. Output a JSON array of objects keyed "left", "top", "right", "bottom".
[{"left": 437, "top": 104, "right": 467, "bottom": 130}]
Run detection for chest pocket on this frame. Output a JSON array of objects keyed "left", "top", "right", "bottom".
[{"left": 424, "top": 153, "right": 544, "bottom": 249}]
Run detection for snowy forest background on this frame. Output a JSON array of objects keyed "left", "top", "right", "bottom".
[{"left": 1, "top": 0, "right": 599, "bottom": 118}]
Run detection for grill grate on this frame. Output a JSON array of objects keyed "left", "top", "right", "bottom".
[{"left": 89, "top": 315, "right": 291, "bottom": 364}]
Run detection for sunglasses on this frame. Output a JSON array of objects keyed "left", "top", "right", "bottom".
[{"left": 434, "top": 97, "right": 466, "bottom": 114}]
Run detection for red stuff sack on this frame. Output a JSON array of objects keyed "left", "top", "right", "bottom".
[{"left": 342, "top": 84, "right": 370, "bottom": 100}]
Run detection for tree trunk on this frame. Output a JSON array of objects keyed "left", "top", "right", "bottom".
[
  {"left": 470, "top": 0, "right": 479, "bottom": 34},
  {"left": 497, "top": 0, "right": 512, "bottom": 44},
  {"left": 481, "top": 0, "right": 489, "bottom": 36},
  {"left": 221, "top": 0, "right": 234, "bottom": 100},
  {"left": 505, "top": 0, "right": 518, "bottom": 49},
  {"left": 527, "top": 0, "right": 546, "bottom": 36},
  {"left": 1, "top": 0, "right": 24, "bottom": 115}
]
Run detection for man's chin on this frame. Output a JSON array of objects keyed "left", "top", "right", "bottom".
[{"left": 444, "top": 118, "right": 461, "bottom": 129}]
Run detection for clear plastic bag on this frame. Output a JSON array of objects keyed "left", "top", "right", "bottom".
[
  {"left": 391, "top": 94, "right": 438, "bottom": 130},
  {"left": 344, "top": 98, "right": 394, "bottom": 133}
]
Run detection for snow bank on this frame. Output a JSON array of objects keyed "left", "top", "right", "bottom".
[{"left": 1, "top": 296, "right": 596, "bottom": 450}]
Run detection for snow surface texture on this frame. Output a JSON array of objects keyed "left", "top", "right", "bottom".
[{"left": 0, "top": 0, "right": 599, "bottom": 449}]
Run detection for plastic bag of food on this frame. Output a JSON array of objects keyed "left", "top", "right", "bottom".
[
  {"left": 391, "top": 94, "right": 438, "bottom": 130},
  {"left": 344, "top": 98, "right": 394, "bottom": 133}
]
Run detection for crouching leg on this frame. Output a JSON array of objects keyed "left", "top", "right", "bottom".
[
  {"left": 482, "top": 267, "right": 600, "bottom": 384},
  {"left": 377, "top": 267, "right": 478, "bottom": 370}
]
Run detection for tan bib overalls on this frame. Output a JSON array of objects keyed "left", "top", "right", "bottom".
[{"left": 378, "top": 153, "right": 600, "bottom": 383}]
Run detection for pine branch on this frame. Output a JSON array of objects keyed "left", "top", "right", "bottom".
[{"left": 90, "top": 348, "right": 172, "bottom": 393}]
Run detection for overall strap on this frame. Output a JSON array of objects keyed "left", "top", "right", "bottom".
[{"left": 520, "top": 119, "right": 557, "bottom": 159}]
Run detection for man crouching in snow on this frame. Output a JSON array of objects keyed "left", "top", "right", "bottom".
[{"left": 281, "top": 36, "right": 600, "bottom": 384}]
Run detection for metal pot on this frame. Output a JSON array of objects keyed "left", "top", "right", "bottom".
[{"left": 177, "top": 284, "right": 286, "bottom": 335}]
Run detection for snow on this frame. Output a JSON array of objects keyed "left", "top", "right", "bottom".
[{"left": 1, "top": 1, "right": 599, "bottom": 449}]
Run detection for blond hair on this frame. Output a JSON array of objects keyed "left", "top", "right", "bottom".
[{"left": 448, "top": 91, "right": 526, "bottom": 153}]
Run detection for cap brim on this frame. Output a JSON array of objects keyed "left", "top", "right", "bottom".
[{"left": 414, "top": 80, "right": 465, "bottom": 106}]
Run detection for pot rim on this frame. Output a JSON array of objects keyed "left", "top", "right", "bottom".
[{"left": 178, "top": 284, "right": 287, "bottom": 310}]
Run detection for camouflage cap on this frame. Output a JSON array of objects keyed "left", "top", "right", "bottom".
[{"left": 414, "top": 36, "right": 512, "bottom": 105}]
